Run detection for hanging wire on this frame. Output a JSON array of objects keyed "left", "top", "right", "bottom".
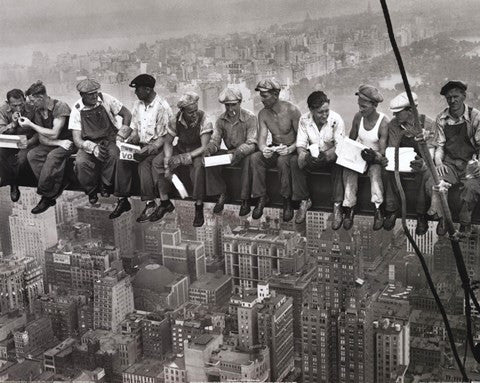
[{"left": 377, "top": 0, "right": 479, "bottom": 380}]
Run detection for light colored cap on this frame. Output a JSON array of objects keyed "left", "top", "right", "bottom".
[
  {"left": 177, "top": 91, "right": 200, "bottom": 109},
  {"left": 390, "top": 91, "right": 418, "bottom": 113}
]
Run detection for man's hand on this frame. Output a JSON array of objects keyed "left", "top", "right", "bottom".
[
  {"left": 17, "top": 136, "right": 28, "bottom": 150},
  {"left": 164, "top": 166, "right": 173, "bottom": 180},
  {"left": 204, "top": 142, "right": 217, "bottom": 157},
  {"left": 277, "top": 144, "right": 290, "bottom": 156},
  {"left": 361, "top": 148, "right": 377, "bottom": 164},
  {"left": 93, "top": 144, "right": 109, "bottom": 161},
  {"left": 12, "top": 112, "right": 21, "bottom": 124},
  {"left": 18, "top": 117, "right": 32, "bottom": 128},
  {"left": 410, "top": 156, "right": 427, "bottom": 173},
  {"left": 127, "top": 131, "right": 140, "bottom": 145},
  {"left": 436, "top": 162, "right": 449, "bottom": 178},
  {"left": 231, "top": 149, "right": 246, "bottom": 166},
  {"left": 168, "top": 153, "right": 192, "bottom": 170},
  {"left": 58, "top": 140, "right": 73, "bottom": 151},
  {"left": 298, "top": 151, "right": 310, "bottom": 169},
  {"left": 466, "top": 154, "right": 480, "bottom": 179},
  {"left": 262, "top": 147, "right": 274, "bottom": 159},
  {"left": 414, "top": 128, "right": 434, "bottom": 142}
]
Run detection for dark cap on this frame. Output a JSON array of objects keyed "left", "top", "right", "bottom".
[
  {"left": 440, "top": 80, "right": 467, "bottom": 96},
  {"left": 129, "top": 74, "right": 156, "bottom": 89},
  {"left": 355, "top": 84, "right": 383, "bottom": 103},
  {"left": 255, "top": 78, "right": 281, "bottom": 92}
]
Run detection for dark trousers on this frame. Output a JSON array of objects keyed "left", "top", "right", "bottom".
[
  {"left": 425, "top": 162, "right": 480, "bottom": 225},
  {"left": 153, "top": 148, "right": 206, "bottom": 201},
  {"left": 251, "top": 151, "right": 294, "bottom": 199},
  {"left": 0, "top": 148, "right": 29, "bottom": 186},
  {"left": 75, "top": 142, "right": 119, "bottom": 195},
  {"left": 27, "top": 144, "right": 75, "bottom": 198},
  {"left": 115, "top": 150, "right": 163, "bottom": 201},
  {"left": 291, "top": 155, "right": 344, "bottom": 203},
  {"left": 205, "top": 150, "right": 253, "bottom": 200},
  {"left": 384, "top": 170, "right": 428, "bottom": 215}
]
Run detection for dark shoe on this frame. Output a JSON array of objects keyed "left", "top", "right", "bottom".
[
  {"left": 343, "top": 206, "right": 355, "bottom": 230},
  {"left": 252, "top": 196, "right": 269, "bottom": 220},
  {"left": 283, "top": 197, "right": 294, "bottom": 222},
  {"left": 415, "top": 214, "right": 428, "bottom": 236},
  {"left": 109, "top": 198, "right": 131, "bottom": 219},
  {"left": 100, "top": 184, "right": 112, "bottom": 198},
  {"left": 149, "top": 201, "right": 175, "bottom": 222},
  {"left": 295, "top": 199, "right": 312, "bottom": 224},
  {"left": 136, "top": 201, "right": 157, "bottom": 223},
  {"left": 193, "top": 203, "right": 204, "bottom": 227},
  {"left": 383, "top": 211, "right": 397, "bottom": 231},
  {"left": 89, "top": 192, "right": 99, "bottom": 204},
  {"left": 373, "top": 206, "right": 384, "bottom": 231},
  {"left": 31, "top": 197, "right": 56, "bottom": 214},
  {"left": 213, "top": 194, "right": 227, "bottom": 214},
  {"left": 239, "top": 200, "right": 251, "bottom": 217},
  {"left": 332, "top": 203, "right": 344, "bottom": 230},
  {"left": 436, "top": 218, "right": 447, "bottom": 236},
  {"left": 10, "top": 185, "right": 20, "bottom": 202}
]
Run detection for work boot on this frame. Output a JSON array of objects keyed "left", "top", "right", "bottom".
[
  {"left": 415, "top": 214, "right": 428, "bottom": 236},
  {"left": 89, "top": 192, "right": 99, "bottom": 205},
  {"left": 283, "top": 197, "right": 294, "bottom": 222},
  {"left": 213, "top": 193, "right": 226, "bottom": 214},
  {"left": 295, "top": 199, "right": 312, "bottom": 224},
  {"left": 239, "top": 200, "right": 251, "bottom": 217},
  {"left": 136, "top": 201, "right": 157, "bottom": 223},
  {"left": 31, "top": 197, "right": 56, "bottom": 214},
  {"left": 193, "top": 203, "right": 204, "bottom": 227},
  {"left": 100, "top": 184, "right": 112, "bottom": 198},
  {"left": 373, "top": 206, "right": 384, "bottom": 231},
  {"left": 109, "top": 198, "right": 131, "bottom": 219},
  {"left": 343, "top": 206, "right": 355, "bottom": 230},
  {"left": 332, "top": 203, "right": 344, "bottom": 231},
  {"left": 149, "top": 200, "right": 175, "bottom": 222},
  {"left": 436, "top": 217, "right": 447, "bottom": 236},
  {"left": 383, "top": 211, "right": 397, "bottom": 231},
  {"left": 10, "top": 185, "right": 20, "bottom": 202},
  {"left": 252, "top": 196, "right": 269, "bottom": 220}
]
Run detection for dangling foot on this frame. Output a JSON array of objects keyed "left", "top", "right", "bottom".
[
  {"left": 193, "top": 203, "right": 205, "bottom": 227},
  {"left": 109, "top": 198, "right": 131, "bottom": 219}
]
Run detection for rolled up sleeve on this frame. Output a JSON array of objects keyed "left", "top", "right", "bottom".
[
  {"left": 296, "top": 118, "right": 309, "bottom": 150},
  {"left": 471, "top": 109, "right": 480, "bottom": 149},
  {"left": 68, "top": 108, "right": 82, "bottom": 131},
  {"left": 245, "top": 115, "right": 258, "bottom": 146},
  {"left": 200, "top": 116, "right": 214, "bottom": 136},
  {"left": 210, "top": 120, "right": 224, "bottom": 149},
  {"left": 434, "top": 116, "right": 446, "bottom": 148},
  {"left": 333, "top": 115, "right": 345, "bottom": 147},
  {"left": 155, "top": 102, "right": 173, "bottom": 138}
]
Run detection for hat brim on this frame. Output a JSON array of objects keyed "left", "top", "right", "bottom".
[{"left": 440, "top": 83, "right": 467, "bottom": 96}]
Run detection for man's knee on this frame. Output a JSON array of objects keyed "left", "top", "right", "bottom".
[
  {"left": 192, "top": 157, "right": 204, "bottom": 168},
  {"left": 250, "top": 151, "right": 264, "bottom": 165},
  {"left": 27, "top": 147, "right": 42, "bottom": 163},
  {"left": 277, "top": 154, "right": 291, "bottom": 170}
]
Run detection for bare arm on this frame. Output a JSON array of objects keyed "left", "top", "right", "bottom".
[
  {"left": 190, "top": 133, "right": 212, "bottom": 158},
  {"left": 22, "top": 116, "right": 67, "bottom": 139},
  {"left": 117, "top": 106, "right": 132, "bottom": 127},
  {"left": 257, "top": 110, "right": 269, "bottom": 152},
  {"left": 27, "top": 133, "right": 39, "bottom": 148},
  {"left": 377, "top": 119, "right": 389, "bottom": 156},
  {"left": 286, "top": 106, "right": 301, "bottom": 154}
]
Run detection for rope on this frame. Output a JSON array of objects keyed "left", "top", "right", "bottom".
[{"left": 378, "top": 0, "right": 472, "bottom": 379}]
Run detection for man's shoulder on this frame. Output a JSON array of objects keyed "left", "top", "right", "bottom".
[
  {"left": 0, "top": 102, "right": 10, "bottom": 114},
  {"left": 73, "top": 98, "right": 84, "bottom": 111},
  {"left": 329, "top": 110, "right": 344, "bottom": 122},
  {"left": 240, "top": 108, "right": 255, "bottom": 119},
  {"left": 435, "top": 107, "right": 449, "bottom": 121},
  {"left": 281, "top": 99, "right": 300, "bottom": 113}
]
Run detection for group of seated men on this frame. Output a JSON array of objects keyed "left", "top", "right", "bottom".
[{"left": 0, "top": 76, "right": 479, "bottom": 234}]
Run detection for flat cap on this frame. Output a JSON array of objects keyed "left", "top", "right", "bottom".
[
  {"left": 440, "top": 80, "right": 467, "bottom": 96},
  {"left": 355, "top": 84, "right": 383, "bottom": 103},
  {"left": 218, "top": 87, "right": 242, "bottom": 104},
  {"left": 177, "top": 91, "right": 200, "bottom": 109},
  {"left": 390, "top": 91, "right": 418, "bottom": 113},
  {"left": 129, "top": 74, "right": 155, "bottom": 88},
  {"left": 76, "top": 79, "right": 100, "bottom": 94},
  {"left": 255, "top": 78, "right": 281, "bottom": 92}
]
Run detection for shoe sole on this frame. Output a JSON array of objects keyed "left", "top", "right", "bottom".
[
  {"left": 149, "top": 205, "right": 175, "bottom": 222},
  {"left": 109, "top": 205, "right": 131, "bottom": 219},
  {"left": 31, "top": 200, "right": 56, "bottom": 214}
]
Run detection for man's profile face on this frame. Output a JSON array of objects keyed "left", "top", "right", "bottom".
[
  {"left": 260, "top": 91, "right": 278, "bottom": 109},
  {"left": 310, "top": 102, "right": 330, "bottom": 126},
  {"left": 445, "top": 88, "right": 466, "bottom": 114},
  {"left": 81, "top": 91, "right": 99, "bottom": 107},
  {"left": 183, "top": 103, "right": 199, "bottom": 124},
  {"left": 358, "top": 98, "right": 376, "bottom": 117},
  {"left": 30, "top": 93, "right": 46, "bottom": 109},
  {"left": 8, "top": 96, "right": 25, "bottom": 114},
  {"left": 224, "top": 102, "right": 241, "bottom": 118},
  {"left": 393, "top": 108, "right": 411, "bottom": 124}
]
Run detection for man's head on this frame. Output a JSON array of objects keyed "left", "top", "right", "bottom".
[
  {"left": 26, "top": 81, "right": 48, "bottom": 109},
  {"left": 390, "top": 91, "right": 418, "bottom": 124},
  {"left": 355, "top": 84, "right": 383, "bottom": 117},
  {"left": 76, "top": 78, "right": 101, "bottom": 107},
  {"left": 177, "top": 92, "right": 200, "bottom": 125},
  {"left": 307, "top": 91, "right": 330, "bottom": 126},
  {"left": 440, "top": 80, "right": 467, "bottom": 116},
  {"left": 129, "top": 74, "right": 156, "bottom": 102},
  {"left": 6, "top": 89, "right": 26, "bottom": 114},
  {"left": 219, "top": 87, "right": 242, "bottom": 118},
  {"left": 255, "top": 78, "right": 281, "bottom": 109}
]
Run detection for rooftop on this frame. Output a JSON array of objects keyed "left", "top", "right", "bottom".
[
  {"left": 124, "top": 358, "right": 166, "bottom": 377},
  {"left": 190, "top": 273, "right": 232, "bottom": 291}
]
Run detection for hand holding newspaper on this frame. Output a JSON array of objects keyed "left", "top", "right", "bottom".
[
  {"left": 335, "top": 137, "right": 368, "bottom": 173},
  {"left": 117, "top": 142, "right": 141, "bottom": 162}
]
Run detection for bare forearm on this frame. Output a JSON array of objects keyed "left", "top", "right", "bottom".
[
  {"left": 30, "top": 122, "right": 58, "bottom": 138},
  {"left": 39, "top": 135, "right": 62, "bottom": 147},
  {"left": 434, "top": 147, "right": 444, "bottom": 165}
]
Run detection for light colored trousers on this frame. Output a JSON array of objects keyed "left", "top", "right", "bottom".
[{"left": 343, "top": 164, "right": 384, "bottom": 208}]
